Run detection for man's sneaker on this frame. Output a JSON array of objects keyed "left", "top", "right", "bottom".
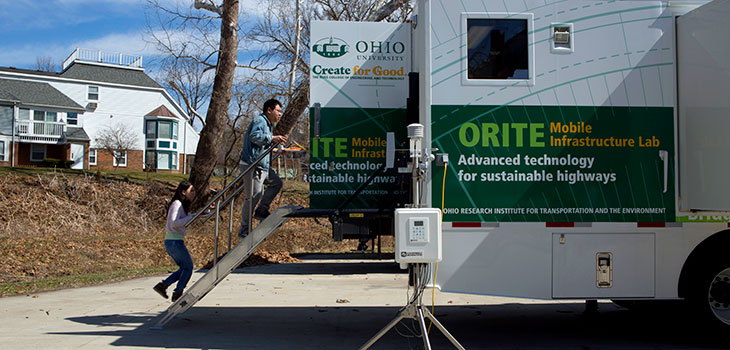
[
  {"left": 171, "top": 290, "right": 183, "bottom": 302},
  {"left": 153, "top": 282, "right": 168, "bottom": 299},
  {"left": 253, "top": 209, "right": 270, "bottom": 221}
]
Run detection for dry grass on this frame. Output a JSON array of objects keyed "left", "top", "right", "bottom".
[{"left": 0, "top": 169, "right": 366, "bottom": 296}]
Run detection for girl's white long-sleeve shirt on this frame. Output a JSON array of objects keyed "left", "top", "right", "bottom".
[{"left": 166, "top": 200, "right": 193, "bottom": 239}]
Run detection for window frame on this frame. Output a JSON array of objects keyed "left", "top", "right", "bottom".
[
  {"left": 0, "top": 140, "right": 5, "bottom": 162},
  {"left": 88, "top": 86, "right": 99, "bottom": 101},
  {"left": 30, "top": 144, "right": 46, "bottom": 162},
  {"left": 67, "top": 112, "right": 78, "bottom": 125},
  {"left": 460, "top": 12, "right": 535, "bottom": 87},
  {"left": 89, "top": 148, "right": 97, "bottom": 165},
  {"left": 112, "top": 150, "right": 127, "bottom": 167}
]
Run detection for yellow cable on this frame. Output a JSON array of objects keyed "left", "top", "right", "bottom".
[{"left": 429, "top": 161, "right": 448, "bottom": 334}]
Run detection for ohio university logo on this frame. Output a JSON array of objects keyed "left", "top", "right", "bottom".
[{"left": 313, "top": 37, "right": 349, "bottom": 58}]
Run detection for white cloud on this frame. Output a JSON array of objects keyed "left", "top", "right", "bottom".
[{"left": 71, "top": 31, "right": 158, "bottom": 57}]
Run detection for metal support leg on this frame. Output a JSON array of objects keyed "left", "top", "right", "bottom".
[
  {"left": 422, "top": 307, "right": 466, "bottom": 350},
  {"left": 228, "top": 197, "right": 234, "bottom": 252},
  {"left": 360, "top": 264, "right": 466, "bottom": 350},
  {"left": 214, "top": 199, "right": 220, "bottom": 266},
  {"left": 416, "top": 307, "right": 433, "bottom": 350},
  {"left": 358, "top": 310, "right": 407, "bottom": 350}
]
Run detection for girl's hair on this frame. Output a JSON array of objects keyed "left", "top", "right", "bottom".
[{"left": 170, "top": 181, "right": 193, "bottom": 214}]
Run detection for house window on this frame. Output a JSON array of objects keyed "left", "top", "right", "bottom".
[
  {"left": 113, "top": 150, "right": 127, "bottom": 167},
  {"left": 89, "top": 148, "right": 97, "bottom": 165},
  {"left": 88, "top": 86, "right": 99, "bottom": 100},
  {"left": 33, "top": 110, "right": 57, "bottom": 122},
  {"left": 145, "top": 151, "right": 156, "bottom": 170},
  {"left": 145, "top": 120, "right": 178, "bottom": 140},
  {"left": 67, "top": 112, "right": 78, "bottom": 125},
  {"left": 18, "top": 108, "right": 30, "bottom": 120},
  {"left": 157, "top": 152, "right": 169, "bottom": 170},
  {"left": 146, "top": 120, "right": 156, "bottom": 138},
  {"left": 45, "top": 111, "right": 57, "bottom": 122},
  {"left": 0, "top": 140, "right": 5, "bottom": 161},
  {"left": 159, "top": 121, "right": 172, "bottom": 139},
  {"left": 31, "top": 144, "right": 46, "bottom": 162},
  {"left": 147, "top": 151, "right": 177, "bottom": 170},
  {"left": 467, "top": 18, "right": 529, "bottom": 80}
]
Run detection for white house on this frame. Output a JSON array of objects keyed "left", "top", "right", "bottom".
[{"left": 0, "top": 48, "right": 199, "bottom": 173}]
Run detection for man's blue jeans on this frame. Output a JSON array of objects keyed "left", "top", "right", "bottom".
[{"left": 162, "top": 240, "right": 193, "bottom": 292}]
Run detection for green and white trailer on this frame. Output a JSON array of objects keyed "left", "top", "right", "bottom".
[{"left": 309, "top": 0, "right": 730, "bottom": 326}]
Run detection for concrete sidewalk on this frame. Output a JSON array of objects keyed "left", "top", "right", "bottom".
[{"left": 0, "top": 254, "right": 719, "bottom": 349}]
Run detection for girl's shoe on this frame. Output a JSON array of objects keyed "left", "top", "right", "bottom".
[
  {"left": 171, "top": 290, "right": 183, "bottom": 302},
  {"left": 153, "top": 283, "right": 169, "bottom": 299}
]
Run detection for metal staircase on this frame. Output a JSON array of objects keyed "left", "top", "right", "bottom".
[
  {"left": 151, "top": 144, "right": 296, "bottom": 330},
  {"left": 151, "top": 206, "right": 298, "bottom": 329}
]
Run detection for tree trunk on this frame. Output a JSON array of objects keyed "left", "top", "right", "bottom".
[
  {"left": 274, "top": 81, "right": 309, "bottom": 137},
  {"left": 188, "top": 0, "right": 239, "bottom": 206}
]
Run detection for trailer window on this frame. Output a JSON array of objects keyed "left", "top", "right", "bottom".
[{"left": 467, "top": 19, "right": 528, "bottom": 80}]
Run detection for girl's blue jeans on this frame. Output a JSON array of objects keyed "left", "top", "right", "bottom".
[{"left": 161, "top": 239, "right": 193, "bottom": 292}]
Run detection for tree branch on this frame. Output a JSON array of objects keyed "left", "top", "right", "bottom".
[
  {"left": 194, "top": 0, "right": 223, "bottom": 16},
  {"left": 169, "top": 81, "right": 207, "bottom": 127}
]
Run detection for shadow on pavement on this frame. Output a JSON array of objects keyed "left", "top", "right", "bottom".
[
  {"left": 54, "top": 302, "right": 727, "bottom": 350},
  {"left": 227, "top": 260, "right": 405, "bottom": 275}
]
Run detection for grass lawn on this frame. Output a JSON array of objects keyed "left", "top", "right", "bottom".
[{"left": 0, "top": 266, "right": 175, "bottom": 296}]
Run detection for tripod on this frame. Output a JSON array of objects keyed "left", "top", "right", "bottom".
[{"left": 359, "top": 263, "right": 465, "bottom": 350}]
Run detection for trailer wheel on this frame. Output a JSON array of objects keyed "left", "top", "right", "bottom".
[{"left": 688, "top": 260, "right": 730, "bottom": 327}]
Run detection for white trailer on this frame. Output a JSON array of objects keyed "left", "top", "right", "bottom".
[{"left": 309, "top": 0, "right": 730, "bottom": 327}]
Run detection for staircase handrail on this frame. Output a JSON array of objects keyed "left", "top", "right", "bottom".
[{"left": 185, "top": 143, "right": 281, "bottom": 228}]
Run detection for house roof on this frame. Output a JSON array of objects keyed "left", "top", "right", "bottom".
[
  {"left": 146, "top": 105, "right": 180, "bottom": 119},
  {"left": 0, "top": 78, "right": 85, "bottom": 111},
  {"left": 60, "top": 62, "right": 162, "bottom": 88},
  {"left": 65, "top": 127, "right": 90, "bottom": 141}
]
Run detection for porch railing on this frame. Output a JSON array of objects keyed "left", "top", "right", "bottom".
[
  {"left": 62, "top": 48, "right": 143, "bottom": 70},
  {"left": 16, "top": 120, "right": 64, "bottom": 138}
]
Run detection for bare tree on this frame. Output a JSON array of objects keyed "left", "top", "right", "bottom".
[
  {"left": 35, "top": 56, "right": 57, "bottom": 72},
  {"left": 188, "top": 0, "right": 240, "bottom": 204},
  {"left": 146, "top": 0, "right": 240, "bottom": 204},
  {"left": 95, "top": 123, "right": 139, "bottom": 170},
  {"left": 160, "top": 57, "right": 213, "bottom": 127}
]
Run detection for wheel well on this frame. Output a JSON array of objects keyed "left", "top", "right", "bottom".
[{"left": 678, "top": 229, "right": 730, "bottom": 299}]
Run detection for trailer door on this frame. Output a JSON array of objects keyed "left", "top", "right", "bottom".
[{"left": 678, "top": 0, "right": 730, "bottom": 211}]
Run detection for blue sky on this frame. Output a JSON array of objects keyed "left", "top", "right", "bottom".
[
  {"left": 0, "top": 0, "right": 265, "bottom": 72},
  {"left": 0, "top": 0, "right": 156, "bottom": 70}
]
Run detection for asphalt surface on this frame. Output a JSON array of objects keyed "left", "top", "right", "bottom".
[{"left": 0, "top": 253, "right": 726, "bottom": 349}]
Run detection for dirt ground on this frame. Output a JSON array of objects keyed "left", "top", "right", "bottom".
[{"left": 0, "top": 171, "right": 389, "bottom": 295}]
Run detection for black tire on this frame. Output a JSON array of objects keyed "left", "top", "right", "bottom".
[{"left": 687, "top": 256, "right": 730, "bottom": 328}]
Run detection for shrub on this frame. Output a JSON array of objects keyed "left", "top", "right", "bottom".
[{"left": 42, "top": 158, "right": 74, "bottom": 168}]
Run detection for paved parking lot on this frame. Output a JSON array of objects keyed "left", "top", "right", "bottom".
[{"left": 0, "top": 254, "right": 725, "bottom": 349}]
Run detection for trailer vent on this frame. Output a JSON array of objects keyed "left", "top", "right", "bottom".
[{"left": 552, "top": 23, "right": 574, "bottom": 53}]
